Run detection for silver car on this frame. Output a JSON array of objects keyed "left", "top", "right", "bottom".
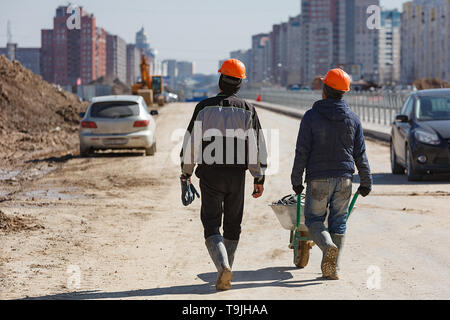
[{"left": 79, "top": 95, "right": 157, "bottom": 156}]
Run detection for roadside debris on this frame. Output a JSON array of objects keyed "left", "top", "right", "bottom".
[{"left": 0, "top": 210, "right": 44, "bottom": 233}]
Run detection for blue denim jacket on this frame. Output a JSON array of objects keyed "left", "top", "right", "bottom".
[{"left": 291, "top": 98, "right": 372, "bottom": 187}]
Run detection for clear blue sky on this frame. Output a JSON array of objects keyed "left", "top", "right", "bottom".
[{"left": 0, "top": 0, "right": 406, "bottom": 74}]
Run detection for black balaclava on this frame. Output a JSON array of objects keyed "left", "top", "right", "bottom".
[
  {"left": 219, "top": 74, "right": 242, "bottom": 95},
  {"left": 323, "top": 83, "right": 345, "bottom": 100}
]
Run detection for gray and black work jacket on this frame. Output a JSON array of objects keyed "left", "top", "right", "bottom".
[{"left": 180, "top": 93, "right": 267, "bottom": 185}]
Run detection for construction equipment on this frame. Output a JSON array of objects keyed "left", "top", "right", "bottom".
[
  {"left": 132, "top": 54, "right": 165, "bottom": 107},
  {"left": 270, "top": 192, "right": 359, "bottom": 268}
]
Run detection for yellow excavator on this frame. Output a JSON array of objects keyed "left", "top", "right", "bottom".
[{"left": 132, "top": 54, "right": 165, "bottom": 107}]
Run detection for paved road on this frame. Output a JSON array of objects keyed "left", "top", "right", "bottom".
[{"left": 1, "top": 102, "right": 449, "bottom": 300}]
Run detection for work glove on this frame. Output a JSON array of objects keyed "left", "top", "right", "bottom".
[
  {"left": 180, "top": 174, "right": 200, "bottom": 206},
  {"left": 292, "top": 184, "right": 304, "bottom": 195},
  {"left": 358, "top": 186, "right": 371, "bottom": 197},
  {"left": 252, "top": 184, "right": 264, "bottom": 198}
]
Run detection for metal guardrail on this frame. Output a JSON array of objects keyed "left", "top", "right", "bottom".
[{"left": 240, "top": 88, "right": 410, "bottom": 126}]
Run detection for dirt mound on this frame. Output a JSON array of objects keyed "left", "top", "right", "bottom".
[
  {"left": 89, "top": 76, "right": 131, "bottom": 95},
  {"left": 0, "top": 55, "right": 89, "bottom": 164},
  {"left": 0, "top": 210, "right": 44, "bottom": 233}
]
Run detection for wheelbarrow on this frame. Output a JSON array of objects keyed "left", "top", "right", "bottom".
[{"left": 269, "top": 192, "right": 359, "bottom": 268}]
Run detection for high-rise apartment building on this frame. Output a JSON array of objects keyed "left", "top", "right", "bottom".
[
  {"left": 93, "top": 27, "right": 107, "bottom": 82},
  {"left": 269, "top": 23, "right": 289, "bottom": 86},
  {"left": 126, "top": 44, "right": 140, "bottom": 85},
  {"left": 300, "top": 0, "right": 379, "bottom": 84},
  {"left": 106, "top": 33, "right": 127, "bottom": 83},
  {"left": 251, "top": 33, "right": 270, "bottom": 84},
  {"left": 401, "top": 0, "right": 450, "bottom": 84},
  {"left": 379, "top": 9, "right": 401, "bottom": 85},
  {"left": 354, "top": 0, "right": 380, "bottom": 82},
  {"left": 160, "top": 59, "right": 196, "bottom": 89},
  {"left": 301, "top": 0, "right": 338, "bottom": 83},
  {"left": 286, "top": 15, "right": 303, "bottom": 86},
  {"left": 40, "top": 6, "right": 106, "bottom": 86},
  {"left": 135, "top": 27, "right": 162, "bottom": 75},
  {"left": 162, "top": 59, "right": 178, "bottom": 88},
  {"left": 269, "top": 24, "right": 280, "bottom": 85},
  {"left": 176, "top": 61, "right": 195, "bottom": 79},
  {"left": 41, "top": 30, "right": 54, "bottom": 82},
  {"left": 136, "top": 27, "right": 151, "bottom": 57},
  {"left": 150, "top": 48, "right": 162, "bottom": 75}
]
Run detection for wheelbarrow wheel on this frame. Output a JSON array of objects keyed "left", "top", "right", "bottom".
[{"left": 294, "top": 231, "right": 313, "bottom": 268}]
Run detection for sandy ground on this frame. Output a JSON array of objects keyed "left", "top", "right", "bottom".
[{"left": 1, "top": 102, "right": 449, "bottom": 300}]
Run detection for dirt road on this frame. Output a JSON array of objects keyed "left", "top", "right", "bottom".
[{"left": 1, "top": 102, "right": 449, "bottom": 300}]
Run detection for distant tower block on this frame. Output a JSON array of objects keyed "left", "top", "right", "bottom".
[
  {"left": 6, "top": 20, "right": 16, "bottom": 61},
  {"left": 7, "top": 20, "right": 13, "bottom": 43}
]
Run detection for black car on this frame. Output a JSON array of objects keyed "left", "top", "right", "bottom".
[{"left": 390, "top": 89, "right": 450, "bottom": 181}]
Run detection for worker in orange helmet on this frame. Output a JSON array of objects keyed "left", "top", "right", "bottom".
[
  {"left": 180, "top": 59, "right": 268, "bottom": 291},
  {"left": 291, "top": 68, "right": 372, "bottom": 280}
]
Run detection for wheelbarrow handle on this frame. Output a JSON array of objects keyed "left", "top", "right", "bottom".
[
  {"left": 345, "top": 192, "right": 359, "bottom": 221},
  {"left": 296, "top": 194, "right": 301, "bottom": 227}
]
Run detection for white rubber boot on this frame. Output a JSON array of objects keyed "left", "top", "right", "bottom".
[
  {"left": 224, "top": 239, "right": 239, "bottom": 269},
  {"left": 205, "top": 235, "right": 233, "bottom": 291},
  {"left": 331, "top": 233, "right": 345, "bottom": 279}
]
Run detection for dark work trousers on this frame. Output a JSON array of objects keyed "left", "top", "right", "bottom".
[{"left": 195, "top": 165, "right": 246, "bottom": 241}]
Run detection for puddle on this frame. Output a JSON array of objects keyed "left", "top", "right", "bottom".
[
  {"left": 0, "top": 166, "right": 57, "bottom": 183},
  {"left": 25, "top": 166, "right": 57, "bottom": 179},
  {"left": 18, "top": 188, "right": 85, "bottom": 201},
  {"left": 0, "top": 170, "right": 21, "bottom": 181}
]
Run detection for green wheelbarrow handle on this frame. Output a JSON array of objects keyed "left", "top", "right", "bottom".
[
  {"left": 296, "top": 194, "right": 301, "bottom": 227},
  {"left": 345, "top": 191, "right": 359, "bottom": 222}
]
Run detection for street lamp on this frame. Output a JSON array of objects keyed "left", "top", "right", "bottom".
[{"left": 277, "top": 63, "right": 282, "bottom": 87}]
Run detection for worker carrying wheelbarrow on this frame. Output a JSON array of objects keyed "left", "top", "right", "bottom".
[
  {"left": 291, "top": 68, "right": 372, "bottom": 280},
  {"left": 180, "top": 59, "right": 267, "bottom": 291}
]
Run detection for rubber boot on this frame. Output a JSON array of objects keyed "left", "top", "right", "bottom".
[
  {"left": 331, "top": 233, "right": 345, "bottom": 279},
  {"left": 205, "top": 235, "right": 233, "bottom": 291},
  {"left": 308, "top": 222, "right": 339, "bottom": 280},
  {"left": 224, "top": 239, "right": 239, "bottom": 269}
]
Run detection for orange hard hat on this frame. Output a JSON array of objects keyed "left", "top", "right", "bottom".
[
  {"left": 321, "top": 68, "right": 351, "bottom": 92},
  {"left": 218, "top": 59, "right": 247, "bottom": 79}
]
